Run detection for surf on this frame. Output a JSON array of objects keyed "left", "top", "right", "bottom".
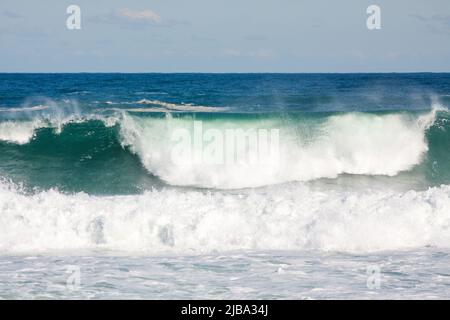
[
  {"left": 2, "top": 179, "right": 450, "bottom": 254},
  {"left": 0, "top": 106, "right": 448, "bottom": 191}
]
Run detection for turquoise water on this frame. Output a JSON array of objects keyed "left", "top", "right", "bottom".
[{"left": 1, "top": 111, "right": 450, "bottom": 193}]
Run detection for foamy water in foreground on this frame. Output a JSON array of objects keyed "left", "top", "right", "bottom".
[
  {"left": 1, "top": 249, "right": 450, "bottom": 299},
  {"left": 2, "top": 180, "right": 450, "bottom": 299}
]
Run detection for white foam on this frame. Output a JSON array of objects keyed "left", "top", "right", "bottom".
[
  {"left": 101, "top": 99, "right": 228, "bottom": 112},
  {"left": 136, "top": 99, "right": 228, "bottom": 112},
  {"left": 0, "top": 120, "right": 45, "bottom": 144},
  {"left": 0, "top": 114, "right": 121, "bottom": 144},
  {"left": 1, "top": 180, "right": 450, "bottom": 254},
  {"left": 0, "top": 105, "right": 49, "bottom": 113},
  {"left": 119, "top": 109, "right": 438, "bottom": 189}
]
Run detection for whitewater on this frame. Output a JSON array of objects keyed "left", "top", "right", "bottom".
[
  {"left": 2, "top": 179, "right": 450, "bottom": 254},
  {"left": 0, "top": 105, "right": 449, "bottom": 254}
]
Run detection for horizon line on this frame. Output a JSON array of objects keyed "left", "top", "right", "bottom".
[{"left": 1, "top": 71, "right": 450, "bottom": 74}]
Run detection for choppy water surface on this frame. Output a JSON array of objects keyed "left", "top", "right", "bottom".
[{"left": 1, "top": 249, "right": 450, "bottom": 299}]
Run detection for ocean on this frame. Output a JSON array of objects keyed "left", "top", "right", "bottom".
[{"left": 1, "top": 73, "right": 450, "bottom": 299}]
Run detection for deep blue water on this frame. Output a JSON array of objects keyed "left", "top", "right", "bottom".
[{"left": 1, "top": 73, "right": 450, "bottom": 113}]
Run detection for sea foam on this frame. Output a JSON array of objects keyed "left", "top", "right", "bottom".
[
  {"left": 1, "top": 180, "right": 450, "bottom": 254},
  {"left": 0, "top": 120, "right": 45, "bottom": 144}
]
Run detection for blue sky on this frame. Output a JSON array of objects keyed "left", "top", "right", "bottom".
[{"left": 0, "top": 0, "right": 449, "bottom": 72}]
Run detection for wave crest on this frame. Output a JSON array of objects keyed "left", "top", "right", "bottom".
[{"left": 0, "top": 120, "right": 45, "bottom": 144}]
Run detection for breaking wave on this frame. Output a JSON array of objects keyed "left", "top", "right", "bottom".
[
  {"left": 0, "top": 106, "right": 448, "bottom": 189},
  {"left": 119, "top": 107, "right": 443, "bottom": 188}
]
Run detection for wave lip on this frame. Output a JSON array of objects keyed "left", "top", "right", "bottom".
[
  {"left": 0, "top": 120, "right": 46, "bottom": 144},
  {"left": 0, "top": 113, "right": 121, "bottom": 145}
]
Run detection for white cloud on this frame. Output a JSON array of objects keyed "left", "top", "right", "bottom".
[{"left": 117, "top": 8, "right": 162, "bottom": 24}]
